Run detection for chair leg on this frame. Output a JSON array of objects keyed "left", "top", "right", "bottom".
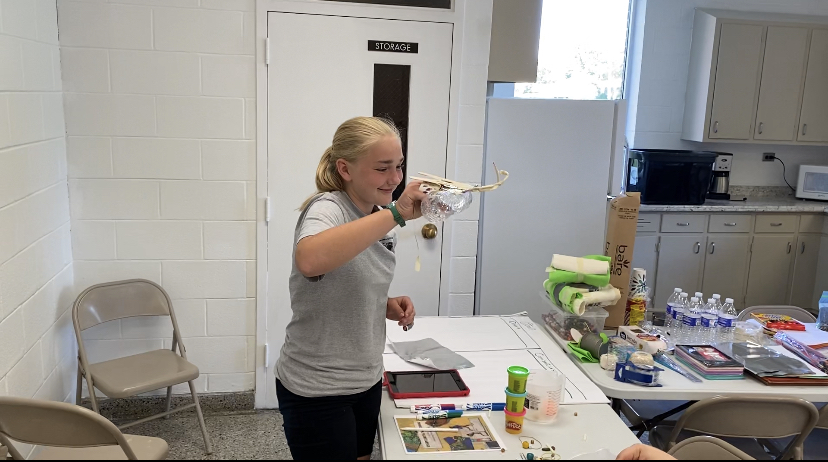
[
  {"left": 164, "top": 386, "right": 173, "bottom": 419},
  {"left": 86, "top": 376, "right": 100, "bottom": 414},
  {"left": 189, "top": 381, "right": 213, "bottom": 454},
  {"left": 75, "top": 365, "right": 83, "bottom": 405}
]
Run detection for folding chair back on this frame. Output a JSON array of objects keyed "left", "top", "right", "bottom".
[
  {"left": 668, "top": 436, "right": 754, "bottom": 460},
  {"left": 0, "top": 397, "right": 136, "bottom": 459},
  {"left": 74, "top": 279, "right": 173, "bottom": 331},
  {"left": 668, "top": 396, "right": 819, "bottom": 459}
]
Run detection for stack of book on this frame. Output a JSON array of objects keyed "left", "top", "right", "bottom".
[{"left": 675, "top": 345, "right": 744, "bottom": 380}]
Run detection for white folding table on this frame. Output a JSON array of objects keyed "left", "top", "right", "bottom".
[{"left": 377, "top": 315, "right": 640, "bottom": 459}]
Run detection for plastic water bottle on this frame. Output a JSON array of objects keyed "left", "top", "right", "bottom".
[
  {"left": 694, "top": 292, "right": 704, "bottom": 304},
  {"left": 717, "top": 298, "right": 738, "bottom": 342},
  {"left": 672, "top": 293, "right": 689, "bottom": 343},
  {"left": 818, "top": 291, "right": 828, "bottom": 332},
  {"left": 665, "top": 288, "right": 682, "bottom": 333},
  {"left": 700, "top": 299, "right": 719, "bottom": 344},
  {"left": 712, "top": 294, "right": 722, "bottom": 309},
  {"left": 683, "top": 297, "right": 703, "bottom": 344}
]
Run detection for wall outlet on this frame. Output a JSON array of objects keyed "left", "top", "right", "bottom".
[{"left": 763, "top": 153, "right": 776, "bottom": 162}]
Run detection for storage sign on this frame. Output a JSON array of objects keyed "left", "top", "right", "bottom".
[{"left": 368, "top": 40, "right": 418, "bottom": 53}]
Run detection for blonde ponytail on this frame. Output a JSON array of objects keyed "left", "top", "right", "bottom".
[{"left": 300, "top": 117, "right": 400, "bottom": 209}]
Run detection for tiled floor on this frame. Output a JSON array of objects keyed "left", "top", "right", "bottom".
[{"left": 126, "top": 406, "right": 827, "bottom": 460}]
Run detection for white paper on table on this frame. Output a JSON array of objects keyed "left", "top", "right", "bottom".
[
  {"left": 769, "top": 346, "right": 828, "bottom": 377},
  {"left": 384, "top": 348, "right": 608, "bottom": 407},
  {"left": 783, "top": 324, "right": 828, "bottom": 349},
  {"left": 385, "top": 315, "right": 539, "bottom": 354}
]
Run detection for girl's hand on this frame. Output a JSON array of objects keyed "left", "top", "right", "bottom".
[
  {"left": 395, "top": 181, "right": 427, "bottom": 221},
  {"left": 386, "top": 296, "right": 416, "bottom": 328},
  {"left": 616, "top": 444, "right": 675, "bottom": 460}
]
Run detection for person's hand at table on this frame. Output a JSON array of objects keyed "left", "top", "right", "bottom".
[
  {"left": 386, "top": 296, "right": 416, "bottom": 329},
  {"left": 616, "top": 444, "right": 676, "bottom": 460}
]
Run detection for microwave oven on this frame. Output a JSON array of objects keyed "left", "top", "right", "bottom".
[{"left": 796, "top": 165, "right": 828, "bottom": 201}]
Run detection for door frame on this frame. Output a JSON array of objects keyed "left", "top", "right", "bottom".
[{"left": 254, "top": 0, "right": 471, "bottom": 408}]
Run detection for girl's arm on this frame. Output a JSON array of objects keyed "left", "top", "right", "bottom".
[{"left": 296, "top": 182, "right": 424, "bottom": 277}]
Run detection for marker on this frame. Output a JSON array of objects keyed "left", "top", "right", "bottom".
[
  {"left": 399, "top": 428, "right": 460, "bottom": 433},
  {"left": 416, "top": 410, "right": 463, "bottom": 420},
  {"left": 411, "top": 403, "right": 506, "bottom": 412},
  {"left": 403, "top": 321, "right": 414, "bottom": 331}
]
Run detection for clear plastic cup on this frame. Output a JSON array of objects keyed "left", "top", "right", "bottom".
[{"left": 524, "top": 369, "right": 565, "bottom": 424}]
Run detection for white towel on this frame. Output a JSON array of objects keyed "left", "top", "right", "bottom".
[
  {"left": 550, "top": 254, "right": 609, "bottom": 275},
  {"left": 572, "top": 286, "right": 621, "bottom": 314}
]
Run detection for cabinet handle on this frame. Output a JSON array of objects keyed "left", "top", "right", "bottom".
[
  {"left": 801, "top": 242, "right": 806, "bottom": 254},
  {"left": 724, "top": 222, "right": 737, "bottom": 226},
  {"left": 803, "top": 124, "right": 808, "bottom": 136},
  {"left": 677, "top": 222, "right": 691, "bottom": 227},
  {"left": 770, "top": 223, "right": 783, "bottom": 227},
  {"left": 709, "top": 242, "right": 716, "bottom": 254},
  {"left": 713, "top": 121, "right": 719, "bottom": 133},
  {"left": 758, "top": 122, "right": 764, "bottom": 135},
  {"left": 787, "top": 242, "right": 793, "bottom": 254},
  {"left": 694, "top": 242, "right": 701, "bottom": 254}
]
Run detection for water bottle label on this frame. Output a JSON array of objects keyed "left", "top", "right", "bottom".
[
  {"left": 701, "top": 317, "right": 716, "bottom": 328},
  {"left": 666, "top": 303, "right": 673, "bottom": 316},
  {"left": 683, "top": 316, "right": 700, "bottom": 327},
  {"left": 717, "top": 316, "right": 734, "bottom": 328},
  {"left": 672, "top": 309, "right": 683, "bottom": 320}
]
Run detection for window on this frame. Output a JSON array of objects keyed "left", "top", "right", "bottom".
[{"left": 514, "top": 0, "right": 632, "bottom": 100}]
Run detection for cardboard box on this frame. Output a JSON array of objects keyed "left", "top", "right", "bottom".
[{"left": 603, "top": 192, "right": 641, "bottom": 327}]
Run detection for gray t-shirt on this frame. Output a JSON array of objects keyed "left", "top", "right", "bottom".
[{"left": 275, "top": 191, "right": 396, "bottom": 398}]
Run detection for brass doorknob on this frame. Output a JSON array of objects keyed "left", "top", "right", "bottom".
[{"left": 422, "top": 223, "right": 438, "bottom": 240}]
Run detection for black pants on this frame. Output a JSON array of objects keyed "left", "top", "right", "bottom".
[{"left": 276, "top": 379, "right": 383, "bottom": 460}]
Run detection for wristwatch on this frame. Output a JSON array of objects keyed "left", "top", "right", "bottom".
[{"left": 387, "top": 202, "right": 406, "bottom": 227}]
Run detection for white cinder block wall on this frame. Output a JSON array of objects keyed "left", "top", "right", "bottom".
[
  {"left": 627, "top": 0, "right": 828, "bottom": 187},
  {"left": 58, "top": 0, "right": 257, "bottom": 395},
  {"left": 0, "top": 0, "right": 77, "bottom": 406},
  {"left": 444, "top": 0, "right": 492, "bottom": 316}
]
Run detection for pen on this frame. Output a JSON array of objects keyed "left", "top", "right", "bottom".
[
  {"left": 416, "top": 410, "right": 463, "bottom": 420},
  {"left": 411, "top": 403, "right": 506, "bottom": 412},
  {"left": 399, "top": 428, "right": 460, "bottom": 432},
  {"left": 403, "top": 321, "right": 414, "bottom": 331}
]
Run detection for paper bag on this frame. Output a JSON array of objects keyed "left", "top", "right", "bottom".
[{"left": 603, "top": 192, "right": 641, "bottom": 327}]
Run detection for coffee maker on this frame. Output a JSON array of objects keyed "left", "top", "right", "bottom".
[{"left": 708, "top": 153, "right": 733, "bottom": 200}]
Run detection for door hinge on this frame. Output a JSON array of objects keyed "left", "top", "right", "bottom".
[
  {"left": 265, "top": 197, "right": 272, "bottom": 224},
  {"left": 265, "top": 37, "right": 271, "bottom": 66},
  {"left": 264, "top": 343, "right": 270, "bottom": 369},
  {"left": 750, "top": 236, "right": 754, "bottom": 253},
  {"left": 656, "top": 240, "right": 660, "bottom": 254}
]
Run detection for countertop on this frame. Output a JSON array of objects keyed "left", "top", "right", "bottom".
[{"left": 640, "top": 196, "right": 828, "bottom": 213}]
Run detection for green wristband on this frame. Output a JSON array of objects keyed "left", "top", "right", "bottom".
[{"left": 387, "top": 202, "right": 406, "bottom": 227}]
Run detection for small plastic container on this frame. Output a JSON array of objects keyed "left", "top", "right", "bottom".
[
  {"left": 504, "top": 408, "right": 527, "bottom": 435},
  {"left": 506, "top": 366, "right": 530, "bottom": 394},
  {"left": 525, "top": 369, "right": 565, "bottom": 424},
  {"left": 540, "top": 291, "right": 609, "bottom": 342},
  {"left": 504, "top": 387, "right": 527, "bottom": 413}
]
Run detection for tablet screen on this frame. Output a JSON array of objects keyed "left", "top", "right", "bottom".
[{"left": 389, "top": 371, "right": 464, "bottom": 394}]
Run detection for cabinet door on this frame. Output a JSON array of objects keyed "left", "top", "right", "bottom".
[
  {"left": 708, "top": 23, "right": 765, "bottom": 140},
  {"left": 702, "top": 236, "right": 750, "bottom": 310},
  {"left": 632, "top": 235, "right": 659, "bottom": 307},
  {"left": 754, "top": 27, "right": 809, "bottom": 141},
  {"left": 798, "top": 29, "right": 828, "bottom": 142},
  {"left": 790, "top": 234, "right": 821, "bottom": 309},
  {"left": 655, "top": 236, "right": 706, "bottom": 311},
  {"left": 745, "top": 236, "right": 796, "bottom": 307}
]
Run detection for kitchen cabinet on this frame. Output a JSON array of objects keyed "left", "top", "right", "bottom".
[
  {"left": 488, "top": 0, "right": 543, "bottom": 83},
  {"left": 682, "top": 9, "right": 828, "bottom": 146},
  {"left": 798, "top": 29, "right": 828, "bottom": 143},
  {"left": 701, "top": 236, "right": 750, "bottom": 308},
  {"left": 655, "top": 235, "right": 706, "bottom": 311},
  {"left": 632, "top": 235, "right": 659, "bottom": 297},
  {"left": 790, "top": 234, "right": 821, "bottom": 309},
  {"left": 754, "top": 27, "right": 809, "bottom": 142},
  {"left": 745, "top": 235, "right": 796, "bottom": 307},
  {"left": 707, "top": 23, "right": 765, "bottom": 140}
]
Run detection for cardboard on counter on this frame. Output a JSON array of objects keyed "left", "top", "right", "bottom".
[{"left": 604, "top": 192, "right": 641, "bottom": 327}]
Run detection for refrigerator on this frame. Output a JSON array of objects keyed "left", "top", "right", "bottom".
[{"left": 476, "top": 97, "right": 626, "bottom": 321}]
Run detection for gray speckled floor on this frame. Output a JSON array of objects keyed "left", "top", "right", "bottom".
[
  {"left": 122, "top": 410, "right": 381, "bottom": 460},
  {"left": 124, "top": 406, "right": 827, "bottom": 460}
]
